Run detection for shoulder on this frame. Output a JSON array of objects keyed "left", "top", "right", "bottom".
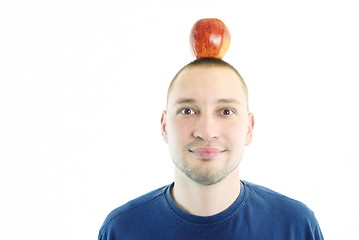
[
  {"left": 242, "top": 180, "right": 316, "bottom": 219},
  {"left": 243, "top": 180, "right": 310, "bottom": 205},
  {"left": 241, "top": 181, "right": 323, "bottom": 239},
  {"left": 98, "top": 185, "right": 169, "bottom": 237}
]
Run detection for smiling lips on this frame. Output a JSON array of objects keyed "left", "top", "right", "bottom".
[{"left": 189, "top": 147, "right": 225, "bottom": 159}]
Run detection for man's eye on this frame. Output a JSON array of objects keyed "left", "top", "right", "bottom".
[
  {"left": 221, "top": 109, "right": 235, "bottom": 115},
  {"left": 180, "top": 108, "right": 196, "bottom": 115}
]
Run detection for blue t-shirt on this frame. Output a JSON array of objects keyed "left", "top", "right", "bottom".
[{"left": 98, "top": 181, "right": 324, "bottom": 239}]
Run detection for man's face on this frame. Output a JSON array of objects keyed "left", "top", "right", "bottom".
[{"left": 161, "top": 65, "right": 254, "bottom": 185}]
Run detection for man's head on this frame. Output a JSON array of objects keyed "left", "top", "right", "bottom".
[{"left": 161, "top": 58, "right": 254, "bottom": 186}]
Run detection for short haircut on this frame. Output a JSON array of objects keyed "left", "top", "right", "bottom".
[{"left": 167, "top": 57, "right": 249, "bottom": 109}]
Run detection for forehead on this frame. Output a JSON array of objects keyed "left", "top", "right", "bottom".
[{"left": 168, "top": 65, "right": 246, "bottom": 105}]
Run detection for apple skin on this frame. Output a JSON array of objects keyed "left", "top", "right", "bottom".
[{"left": 190, "top": 18, "right": 231, "bottom": 59}]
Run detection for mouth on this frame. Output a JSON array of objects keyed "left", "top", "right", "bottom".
[{"left": 189, "top": 147, "right": 225, "bottom": 159}]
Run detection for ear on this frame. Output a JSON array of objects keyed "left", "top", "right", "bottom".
[
  {"left": 245, "top": 113, "right": 254, "bottom": 146},
  {"left": 161, "top": 111, "right": 168, "bottom": 143}
]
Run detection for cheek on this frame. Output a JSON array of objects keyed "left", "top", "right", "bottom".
[
  {"left": 225, "top": 122, "right": 248, "bottom": 145},
  {"left": 167, "top": 119, "right": 194, "bottom": 143}
]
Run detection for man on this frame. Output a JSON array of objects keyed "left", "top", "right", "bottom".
[{"left": 98, "top": 58, "right": 324, "bottom": 239}]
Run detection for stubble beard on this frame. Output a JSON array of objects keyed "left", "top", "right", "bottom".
[{"left": 173, "top": 154, "right": 239, "bottom": 186}]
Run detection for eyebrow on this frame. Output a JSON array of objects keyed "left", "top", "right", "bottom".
[
  {"left": 217, "top": 98, "right": 240, "bottom": 105},
  {"left": 174, "top": 98, "right": 196, "bottom": 105},
  {"left": 174, "top": 98, "right": 240, "bottom": 106}
]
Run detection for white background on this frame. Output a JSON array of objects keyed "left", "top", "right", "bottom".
[{"left": 1, "top": 0, "right": 358, "bottom": 239}]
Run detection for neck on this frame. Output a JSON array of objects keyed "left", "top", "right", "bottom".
[{"left": 171, "top": 167, "right": 240, "bottom": 217}]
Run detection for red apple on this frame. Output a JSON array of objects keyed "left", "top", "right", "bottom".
[{"left": 190, "top": 18, "right": 231, "bottom": 59}]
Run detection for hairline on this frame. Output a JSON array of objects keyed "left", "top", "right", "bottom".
[{"left": 166, "top": 58, "right": 249, "bottom": 109}]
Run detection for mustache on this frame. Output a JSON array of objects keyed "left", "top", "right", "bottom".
[{"left": 184, "top": 141, "right": 228, "bottom": 151}]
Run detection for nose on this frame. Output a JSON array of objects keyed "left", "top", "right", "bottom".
[{"left": 193, "top": 112, "right": 219, "bottom": 141}]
